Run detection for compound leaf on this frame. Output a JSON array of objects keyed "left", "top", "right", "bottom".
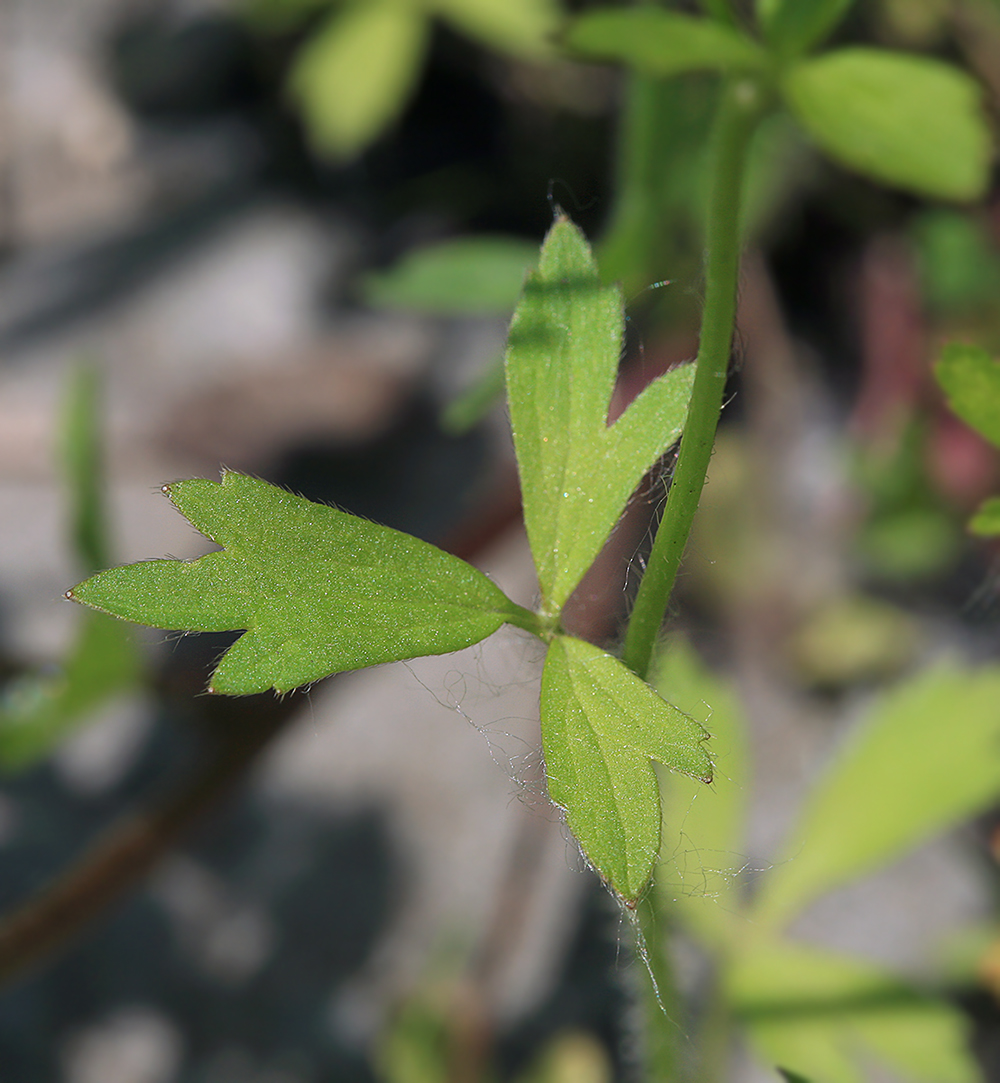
[
  {"left": 783, "top": 48, "right": 991, "bottom": 201},
  {"left": 505, "top": 217, "right": 694, "bottom": 614},
  {"left": 69, "top": 472, "right": 535, "bottom": 695},
  {"left": 935, "top": 342, "right": 1000, "bottom": 450},
  {"left": 289, "top": 0, "right": 428, "bottom": 160},
  {"left": 568, "top": 9, "right": 765, "bottom": 77},
  {"left": 541, "top": 635, "right": 711, "bottom": 901}
]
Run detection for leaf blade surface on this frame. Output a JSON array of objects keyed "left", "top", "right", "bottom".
[
  {"left": 541, "top": 635, "right": 711, "bottom": 901},
  {"left": 70, "top": 472, "right": 530, "bottom": 695},
  {"left": 783, "top": 48, "right": 990, "bottom": 201}
]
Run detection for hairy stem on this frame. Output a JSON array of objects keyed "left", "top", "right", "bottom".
[
  {"left": 635, "top": 890, "right": 684, "bottom": 1082},
  {"left": 623, "top": 77, "right": 766, "bottom": 681}
]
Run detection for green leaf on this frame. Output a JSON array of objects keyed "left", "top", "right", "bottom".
[
  {"left": 777, "top": 1070, "right": 814, "bottom": 1083},
  {"left": 69, "top": 472, "right": 536, "bottom": 695},
  {"left": 783, "top": 48, "right": 991, "bottom": 201},
  {"left": 289, "top": 0, "right": 428, "bottom": 160},
  {"left": 0, "top": 612, "right": 140, "bottom": 770},
  {"left": 440, "top": 357, "right": 505, "bottom": 435},
  {"left": 61, "top": 365, "right": 110, "bottom": 573},
  {"left": 363, "top": 236, "right": 538, "bottom": 314},
  {"left": 505, "top": 217, "right": 694, "bottom": 614},
  {"left": 757, "top": 0, "right": 856, "bottom": 56},
  {"left": 753, "top": 663, "right": 1000, "bottom": 929},
  {"left": 541, "top": 635, "right": 711, "bottom": 902},
  {"left": 567, "top": 9, "right": 765, "bottom": 77},
  {"left": 652, "top": 636, "right": 748, "bottom": 948},
  {"left": 730, "top": 941, "right": 979, "bottom": 1083},
  {"left": 970, "top": 496, "right": 1000, "bottom": 536},
  {"left": 430, "top": 0, "right": 559, "bottom": 58},
  {"left": 935, "top": 342, "right": 1000, "bottom": 449}
]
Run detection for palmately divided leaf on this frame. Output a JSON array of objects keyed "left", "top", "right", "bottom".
[
  {"left": 783, "top": 48, "right": 991, "bottom": 201},
  {"left": 541, "top": 635, "right": 711, "bottom": 901},
  {"left": 69, "top": 472, "right": 534, "bottom": 695},
  {"left": 505, "top": 217, "right": 694, "bottom": 614}
]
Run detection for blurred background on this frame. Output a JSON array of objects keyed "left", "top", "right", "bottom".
[{"left": 3, "top": 1, "right": 1000, "bottom": 1081}]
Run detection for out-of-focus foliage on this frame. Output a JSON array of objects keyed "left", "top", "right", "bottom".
[
  {"left": 245, "top": 0, "right": 562, "bottom": 158},
  {"left": 782, "top": 49, "right": 990, "bottom": 200},
  {"left": 0, "top": 368, "right": 140, "bottom": 771},
  {"left": 654, "top": 637, "right": 991, "bottom": 1083},
  {"left": 363, "top": 237, "right": 538, "bottom": 314}
]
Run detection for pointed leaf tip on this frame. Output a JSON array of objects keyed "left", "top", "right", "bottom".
[
  {"left": 506, "top": 216, "right": 695, "bottom": 614},
  {"left": 541, "top": 636, "right": 711, "bottom": 900},
  {"left": 69, "top": 472, "right": 529, "bottom": 695}
]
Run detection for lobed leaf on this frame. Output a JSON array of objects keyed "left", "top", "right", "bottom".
[
  {"left": 757, "top": 0, "right": 856, "bottom": 57},
  {"left": 289, "top": 0, "right": 428, "bottom": 160},
  {"left": 567, "top": 9, "right": 765, "bottom": 77},
  {"left": 505, "top": 217, "right": 694, "bottom": 614},
  {"left": 753, "top": 663, "right": 1000, "bottom": 929},
  {"left": 69, "top": 472, "right": 535, "bottom": 695},
  {"left": 935, "top": 342, "right": 1000, "bottom": 450},
  {"left": 783, "top": 48, "right": 991, "bottom": 201},
  {"left": 730, "top": 940, "right": 978, "bottom": 1083},
  {"left": 541, "top": 635, "right": 711, "bottom": 902}
]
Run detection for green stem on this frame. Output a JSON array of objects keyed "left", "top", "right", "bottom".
[
  {"left": 635, "top": 890, "right": 683, "bottom": 1082},
  {"left": 622, "top": 77, "right": 766, "bottom": 681}
]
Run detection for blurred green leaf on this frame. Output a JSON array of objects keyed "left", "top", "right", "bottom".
[
  {"left": 777, "top": 1070, "right": 814, "bottom": 1083},
  {"left": 440, "top": 357, "right": 505, "bottom": 435},
  {"left": 70, "top": 472, "right": 536, "bottom": 695},
  {"left": 568, "top": 9, "right": 765, "bottom": 77},
  {"left": 652, "top": 635, "right": 748, "bottom": 948},
  {"left": 376, "top": 993, "right": 450, "bottom": 1083},
  {"left": 514, "top": 1030, "right": 612, "bottom": 1083},
  {"left": 757, "top": 0, "right": 856, "bottom": 57},
  {"left": 753, "top": 663, "right": 1000, "bottom": 929},
  {"left": 0, "top": 364, "right": 141, "bottom": 770},
  {"left": 0, "top": 612, "right": 140, "bottom": 770},
  {"left": 432, "top": 0, "right": 560, "bottom": 57},
  {"left": 783, "top": 48, "right": 991, "bottom": 200},
  {"left": 61, "top": 365, "right": 110, "bottom": 572},
  {"left": 785, "top": 595, "right": 919, "bottom": 689},
  {"left": 542, "top": 635, "right": 711, "bottom": 902},
  {"left": 913, "top": 211, "right": 1000, "bottom": 317},
  {"left": 730, "top": 940, "right": 978, "bottom": 1083},
  {"left": 363, "top": 236, "right": 538, "bottom": 313},
  {"left": 970, "top": 496, "right": 1000, "bottom": 536},
  {"left": 289, "top": 0, "right": 428, "bottom": 160},
  {"left": 935, "top": 342, "right": 1000, "bottom": 450},
  {"left": 505, "top": 216, "right": 694, "bottom": 613}
]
